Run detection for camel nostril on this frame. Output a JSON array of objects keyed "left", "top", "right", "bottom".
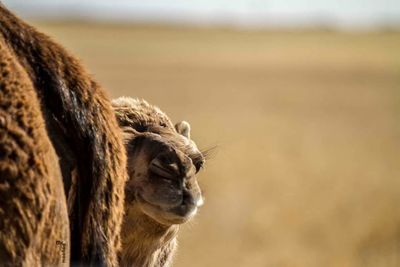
[{"left": 182, "top": 190, "right": 195, "bottom": 206}]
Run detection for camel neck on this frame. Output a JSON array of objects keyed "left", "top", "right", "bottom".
[{"left": 120, "top": 205, "right": 179, "bottom": 267}]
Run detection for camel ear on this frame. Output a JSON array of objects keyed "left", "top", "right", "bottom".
[{"left": 175, "top": 121, "right": 191, "bottom": 139}]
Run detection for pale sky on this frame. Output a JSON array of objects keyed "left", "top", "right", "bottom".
[{"left": 4, "top": 0, "right": 400, "bottom": 29}]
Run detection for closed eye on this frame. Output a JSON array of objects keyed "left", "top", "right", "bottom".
[{"left": 149, "top": 158, "right": 179, "bottom": 179}]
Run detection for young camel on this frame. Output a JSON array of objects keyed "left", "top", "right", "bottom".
[{"left": 112, "top": 97, "right": 205, "bottom": 267}]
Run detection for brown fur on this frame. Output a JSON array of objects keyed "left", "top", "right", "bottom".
[
  {"left": 112, "top": 98, "right": 205, "bottom": 267},
  {"left": 0, "top": 34, "right": 69, "bottom": 267},
  {"left": 120, "top": 206, "right": 178, "bottom": 267},
  {"left": 0, "top": 4, "right": 127, "bottom": 266}
]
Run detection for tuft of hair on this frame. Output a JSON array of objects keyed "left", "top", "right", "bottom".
[{"left": 112, "top": 97, "right": 175, "bottom": 131}]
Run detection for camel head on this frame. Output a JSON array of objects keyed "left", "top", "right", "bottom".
[{"left": 112, "top": 97, "right": 204, "bottom": 226}]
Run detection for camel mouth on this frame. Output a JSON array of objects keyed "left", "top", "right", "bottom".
[
  {"left": 136, "top": 193, "right": 197, "bottom": 225},
  {"left": 167, "top": 204, "right": 198, "bottom": 220}
]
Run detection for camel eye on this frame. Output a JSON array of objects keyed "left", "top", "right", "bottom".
[{"left": 160, "top": 176, "right": 173, "bottom": 183}]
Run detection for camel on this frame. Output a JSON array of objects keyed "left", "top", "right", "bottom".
[
  {"left": 112, "top": 97, "right": 205, "bottom": 267},
  {"left": 0, "top": 3, "right": 205, "bottom": 266},
  {"left": 0, "top": 4, "right": 127, "bottom": 266}
]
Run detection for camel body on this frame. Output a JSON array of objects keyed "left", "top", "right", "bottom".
[{"left": 0, "top": 5, "right": 127, "bottom": 266}]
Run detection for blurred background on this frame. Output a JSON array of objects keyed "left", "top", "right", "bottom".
[{"left": 4, "top": 1, "right": 400, "bottom": 266}]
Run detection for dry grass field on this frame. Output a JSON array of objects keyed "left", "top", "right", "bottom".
[{"left": 35, "top": 22, "right": 400, "bottom": 267}]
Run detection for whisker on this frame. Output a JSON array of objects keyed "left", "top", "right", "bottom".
[{"left": 200, "top": 145, "right": 218, "bottom": 160}]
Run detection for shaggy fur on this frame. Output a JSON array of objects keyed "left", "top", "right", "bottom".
[
  {"left": 112, "top": 98, "right": 204, "bottom": 267},
  {"left": 113, "top": 97, "right": 175, "bottom": 132},
  {"left": 120, "top": 206, "right": 178, "bottom": 267},
  {"left": 0, "top": 34, "right": 70, "bottom": 267},
  {"left": 0, "top": 4, "right": 127, "bottom": 266}
]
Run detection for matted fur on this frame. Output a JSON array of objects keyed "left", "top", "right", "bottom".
[{"left": 0, "top": 4, "right": 127, "bottom": 266}]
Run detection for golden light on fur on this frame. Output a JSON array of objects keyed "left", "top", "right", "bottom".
[{"left": 113, "top": 97, "right": 205, "bottom": 267}]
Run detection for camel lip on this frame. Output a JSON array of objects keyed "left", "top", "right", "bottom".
[
  {"left": 136, "top": 193, "right": 197, "bottom": 224},
  {"left": 167, "top": 204, "right": 197, "bottom": 219}
]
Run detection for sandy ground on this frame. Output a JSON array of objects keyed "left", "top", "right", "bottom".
[{"left": 35, "top": 22, "right": 400, "bottom": 267}]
